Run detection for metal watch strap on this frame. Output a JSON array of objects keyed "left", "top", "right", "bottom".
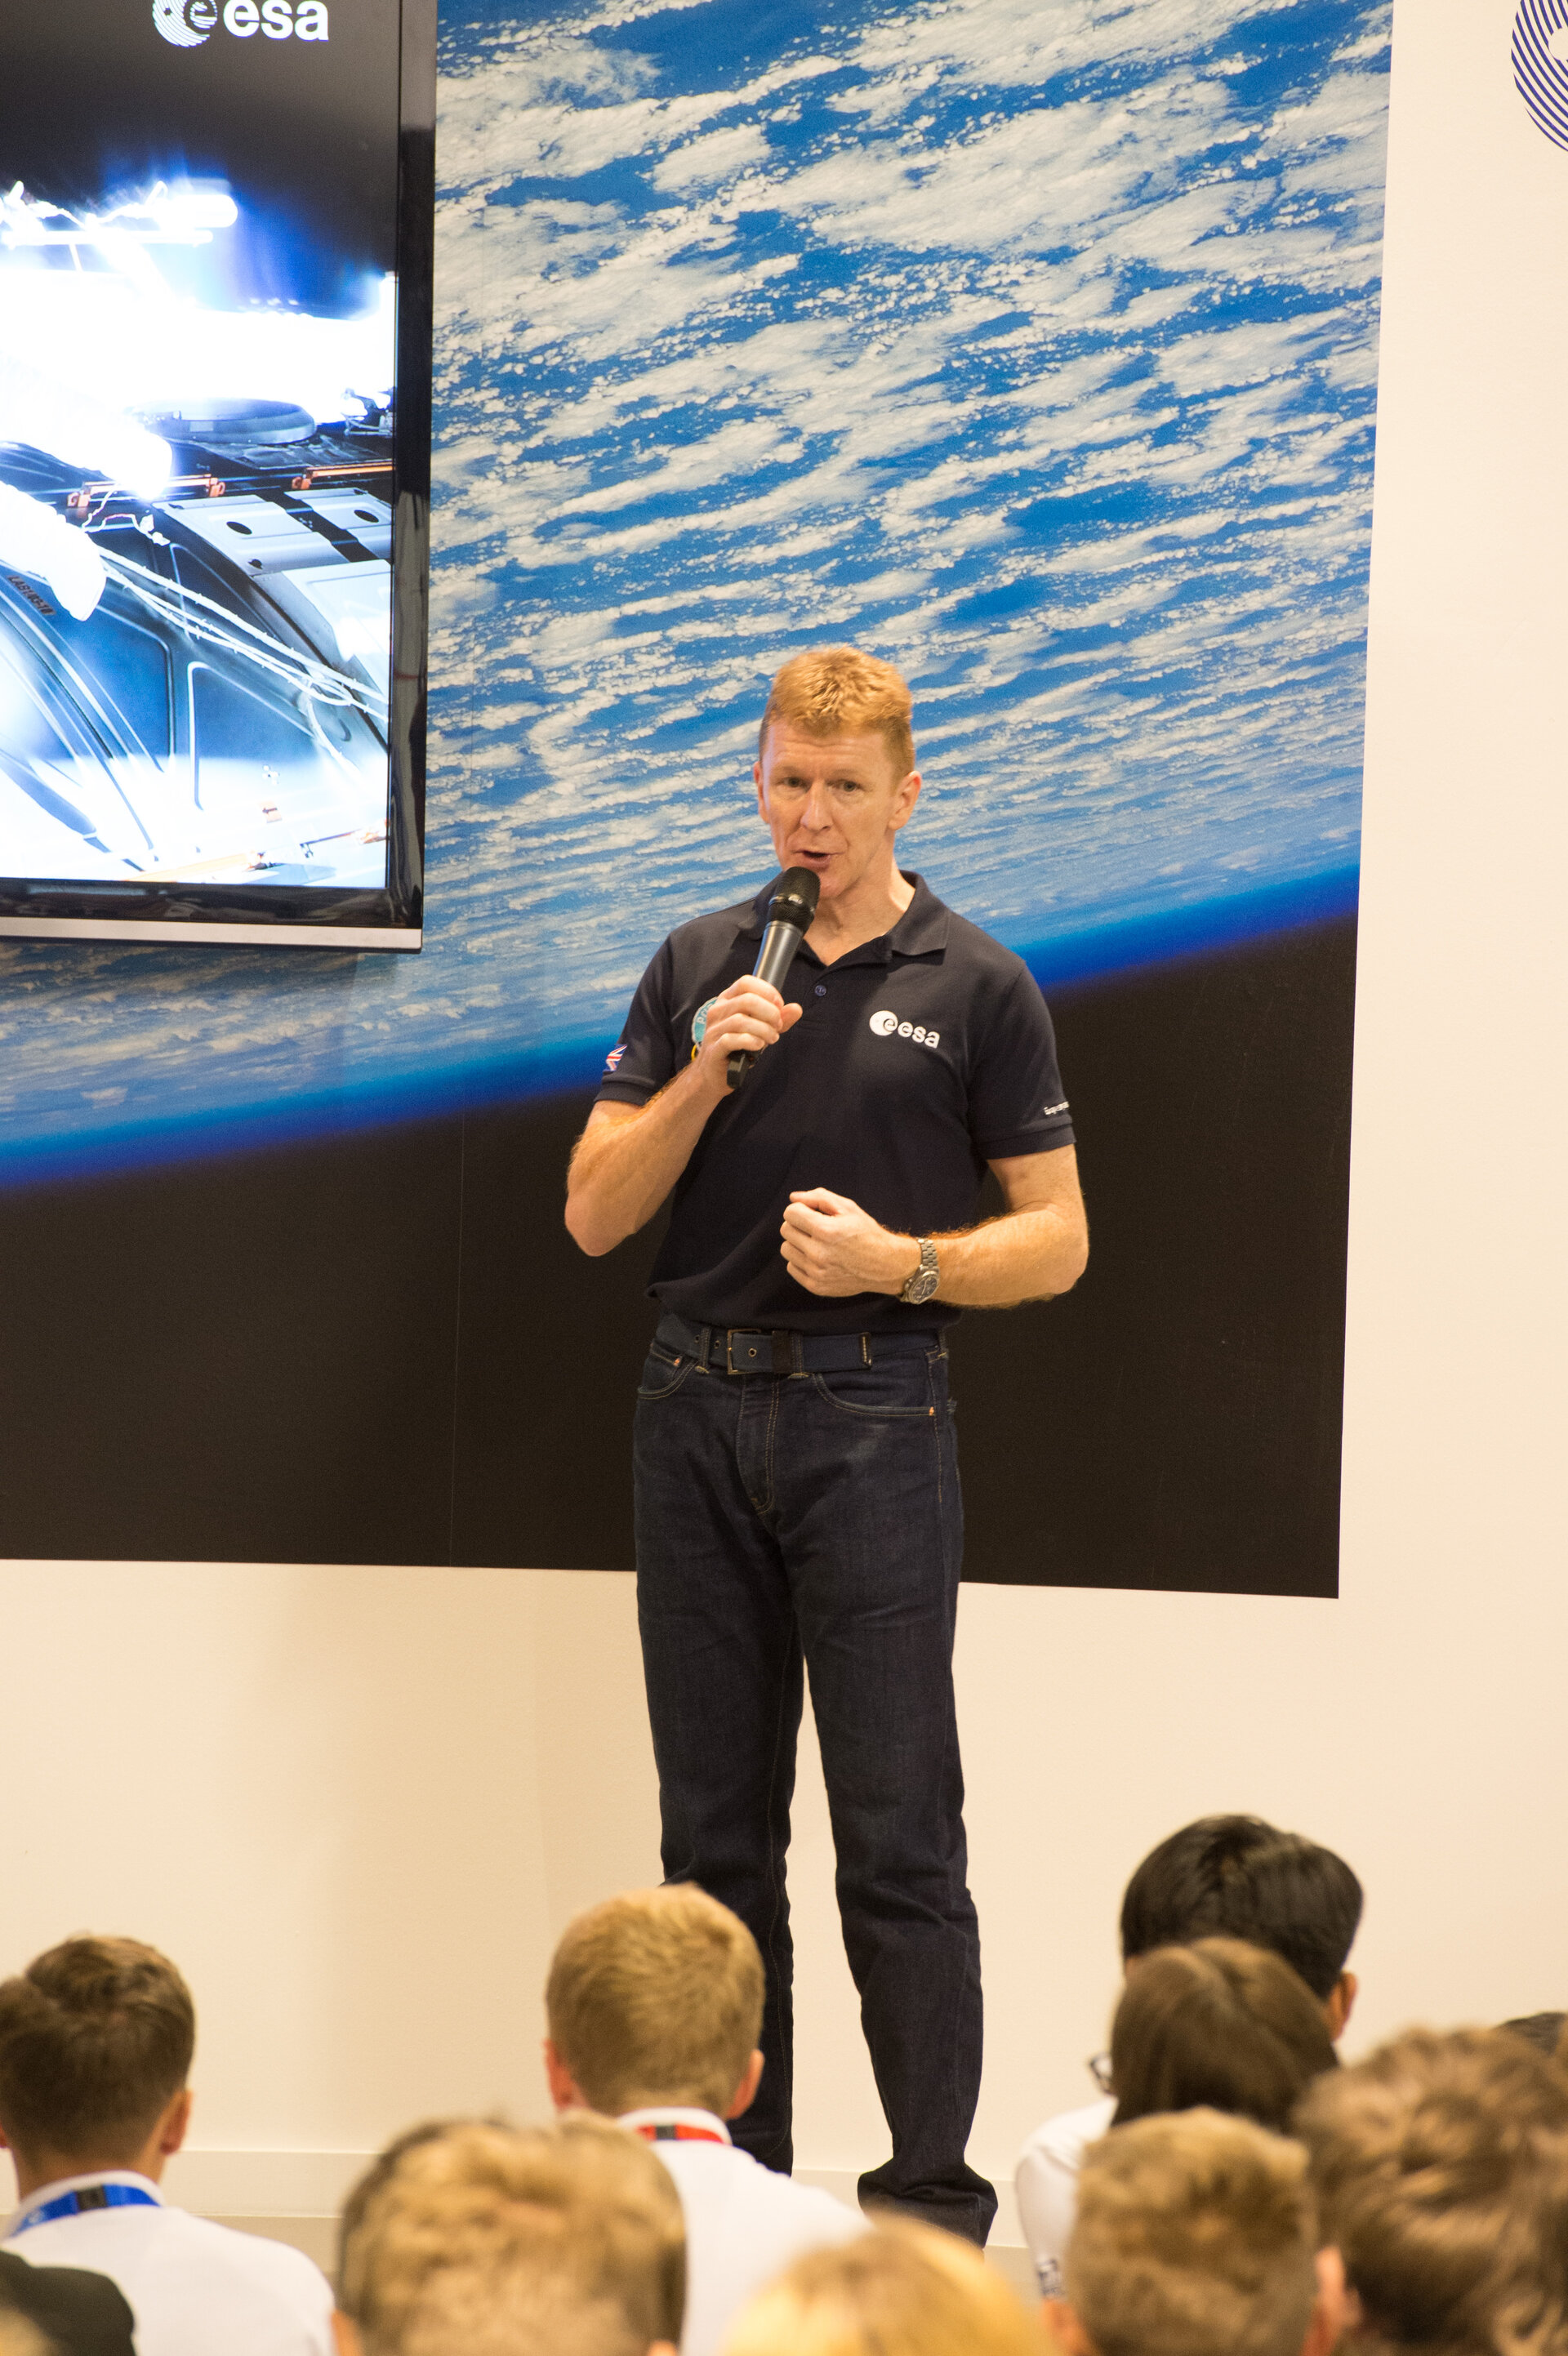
[{"left": 900, "top": 1237, "right": 939, "bottom": 1303}]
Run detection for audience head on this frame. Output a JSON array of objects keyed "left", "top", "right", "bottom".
[
  {"left": 1052, "top": 2109, "right": 1341, "bottom": 2356},
  {"left": 722, "top": 2218, "right": 1041, "bottom": 2356},
  {"left": 1120, "top": 1819, "right": 1362, "bottom": 2023},
  {"left": 0, "top": 1937, "right": 194, "bottom": 2181},
  {"left": 1497, "top": 2012, "right": 1566, "bottom": 2060},
  {"left": 336, "top": 2113, "right": 685, "bottom": 2356},
  {"left": 546, "top": 1885, "right": 765, "bottom": 2122},
  {"left": 1294, "top": 2026, "right": 1568, "bottom": 2356},
  {"left": 1109, "top": 1938, "right": 1337, "bottom": 2131}
]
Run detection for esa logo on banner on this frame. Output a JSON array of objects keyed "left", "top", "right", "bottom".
[{"left": 153, "top": 0, "right": 329, "bottom": 46}]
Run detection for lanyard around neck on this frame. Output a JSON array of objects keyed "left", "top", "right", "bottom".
[
  {"left": 630, "top": 2122, "right": 727, "bottom": 2147},
  {"left": 7, "top": 2184, "right": 160, "bottom": 2238}
]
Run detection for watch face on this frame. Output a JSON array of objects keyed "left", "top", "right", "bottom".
[{"left": 905, "top": 1265, "right": 939, "bottom": 1304}]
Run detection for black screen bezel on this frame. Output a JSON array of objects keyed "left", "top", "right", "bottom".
[{"left": 0, "top": 0, "right": 434, "bottom": 952}]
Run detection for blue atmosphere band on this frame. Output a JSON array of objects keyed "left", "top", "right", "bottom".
[{"left": 7, "top": 2184, "right": 159, "bottom": 2237}]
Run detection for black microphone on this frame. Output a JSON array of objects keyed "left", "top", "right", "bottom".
[{"left": 727, "top": 866, "right": 822, "bottom": 1091}]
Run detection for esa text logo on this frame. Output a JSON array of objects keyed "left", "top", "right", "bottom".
[
  {"left": 153, "top": 0, "right": 329, "bottom": 47},
  {"left": 869, "top": 1009, "right": 941, "bottom": 1049}
]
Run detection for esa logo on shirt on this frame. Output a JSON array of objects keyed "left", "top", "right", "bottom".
[{"left": 869, "top": 1008, "right": 941, "bottom": 1049}]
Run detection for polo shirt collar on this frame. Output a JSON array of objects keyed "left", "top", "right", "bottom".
[
  {"left": 5, "top": 2168, "right": 163, "bottom": 2239},
  {"left": 738, "top": 871, "right": 948, "bottom": 964}
]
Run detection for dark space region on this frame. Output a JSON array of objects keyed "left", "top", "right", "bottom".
[
  {"left": 0, "top": 916, "right": 1353, "bottom": 1593},
  {"left": 2, "top": 0, "right": 401, "bottom": 294}
]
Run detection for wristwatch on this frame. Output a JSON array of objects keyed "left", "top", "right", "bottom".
[{"left": 900, "top": 1237, "right": 940, "bottom": 1306}]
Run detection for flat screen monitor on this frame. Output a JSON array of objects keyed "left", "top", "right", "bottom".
[{"left": 0, "top": 0, "right": 432, "bottom": 948}]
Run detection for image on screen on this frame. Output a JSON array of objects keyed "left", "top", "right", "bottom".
[{"left": 0, "top": 0, "right": 403, "bottom": 895}]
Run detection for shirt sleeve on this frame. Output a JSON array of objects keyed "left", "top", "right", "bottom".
[
  {"left": 967, "top": 965, "right": 1076, "bottom": 1159},
  {"left": 594, "top": 938, "right": 678, "bottom": 1108}
]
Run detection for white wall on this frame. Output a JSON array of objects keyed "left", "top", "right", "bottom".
[{"left": 3, "top": 0, "right": 1567, "bottom": 2238}]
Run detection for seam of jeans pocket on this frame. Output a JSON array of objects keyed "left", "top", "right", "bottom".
[
  {"left": 637, "top": 1360, "right": 693, "bottom": 1401},
  {"left": 807, "top": 1373, "right": 932, "bottom": 1418}
]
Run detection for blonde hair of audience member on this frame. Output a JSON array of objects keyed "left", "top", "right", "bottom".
[
  {"left": 334, "top": 2114, "right": 685, "bottom": 2356},
  {"left": 757, "top": 646, "right": 915, "bottom": 780},
  {"left": 546, "top": 1886, "right": 766, "bottom": 2122},
  {"left": 1108, "top": 1938, "right": 1337, "bottom": 2131},
  {"left": 722, "top": 2218, "right": 1042, "bottom": 2356},
  {"left": 1294, "top": 2028, "right": 1568, "bottom": 2356},
  {"left": 1047, "top": 2109, "right": 1344, "bottom": 2356},
  {"left": 0, "top": 1938, "right": 195, "bottom": 2195}
]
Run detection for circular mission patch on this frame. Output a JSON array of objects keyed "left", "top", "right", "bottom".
[{"left": 691, "top": 996, "right": 719, "bottom": 1058}]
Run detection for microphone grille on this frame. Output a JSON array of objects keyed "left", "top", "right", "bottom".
[{"left": 770, "top": 866, "right": 822, "bottom": 924}]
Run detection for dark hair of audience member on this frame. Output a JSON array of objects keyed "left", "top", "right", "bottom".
[
  {"left": 0, "top": 2249, "right": 136, "bottom": 2356},
  {"left": 1497, "top": 2013, "right": 1566, "bottom": 2060},
  {"left": 0, "top": 1939, "right": 194, "bottom": 2158},
  {"left": 1119, "top": 1818, "right": 1362, "bottom": 2002},
  {"left": 1109, "top": 1938, "right": 1337, "bottom": 2131},
  {"left": 1294, "top": 2027, "right": 1568, "bottom": 2356}
]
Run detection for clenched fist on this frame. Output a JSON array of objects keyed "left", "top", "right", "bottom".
[{"left": 780, "top": 1187, "right": 921, "bottom": 1298}]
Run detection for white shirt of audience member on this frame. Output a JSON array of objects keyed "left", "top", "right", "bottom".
[
  {"left": 1014, "top": 2095, "right": 1116, "bottom": 2296},
  {"left": 2, "top": 2171, "right": 335, "bottom": 2356},
  {"left": 617, "top": 2109, "right": 863, "bottom": 2356}
]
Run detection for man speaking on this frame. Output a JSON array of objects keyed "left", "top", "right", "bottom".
[{"left": 564, "top": 648, "right": 1087, "bottom": 2245}]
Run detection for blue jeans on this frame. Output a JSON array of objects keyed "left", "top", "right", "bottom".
[{"left": 632, "top": 1328, "right": 996, "bottom": 2244}]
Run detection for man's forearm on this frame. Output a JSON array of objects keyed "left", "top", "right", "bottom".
[
  {"left": 929, "top": 1205, "right": 1088, "bottom": 1307},
  {"left": 565, "top": 1067, "right": 720, "bottom": 1255},
  {"left": 780, "top": 1152, "right": 1088, "bottom": 1305}
]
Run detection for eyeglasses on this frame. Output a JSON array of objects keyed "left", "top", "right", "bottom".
[{"left": 1088, "top": 2052, "right": 1114, "bottom": 2094}]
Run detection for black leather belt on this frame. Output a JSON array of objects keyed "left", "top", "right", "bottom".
[{"left": 655, "top": 1312, "right": 939, "bottom": 1376}]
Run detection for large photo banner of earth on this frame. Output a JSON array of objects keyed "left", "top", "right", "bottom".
[{"left": 0, "top": 0, "right": 1388, "bottom": 1589}]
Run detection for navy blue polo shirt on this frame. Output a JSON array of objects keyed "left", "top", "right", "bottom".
[{"left": 595, "top": 872, "right": 1075, "bottom": 1334}]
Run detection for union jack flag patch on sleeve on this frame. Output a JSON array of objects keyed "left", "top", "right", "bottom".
[{"left": 604, "top": 1044, "right": 626, "bottom": 1074}]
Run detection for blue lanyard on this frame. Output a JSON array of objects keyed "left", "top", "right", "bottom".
[{"left": 7, "top": 2185, "right": 160, "bottom": 2238}]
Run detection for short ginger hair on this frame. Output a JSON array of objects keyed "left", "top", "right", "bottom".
[
  {"left": 546, "top": 1885, "right": 764, "bottom": 2118},
  {"left": 1110, "top": 1938, "right": 1337, "bottom": 2131},
  {"left": 724, "top": 2218, "right": 1042, "bottom": 2356},
  {"left": 0, "top": 1936, "right": 194, "bottom": 2159},
  {"left": 1293, "top": 2028, "right": 1568, "bottom": 2356},
  {"left": 337, "top": 2114, "right": 685, "bottom": 2356},
  {"left": 1066, "top": 2109, "right": 1319, "bottom": 2356},
  {"left": 759, "top": 646, "right": 915, "bottom": 779}
]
